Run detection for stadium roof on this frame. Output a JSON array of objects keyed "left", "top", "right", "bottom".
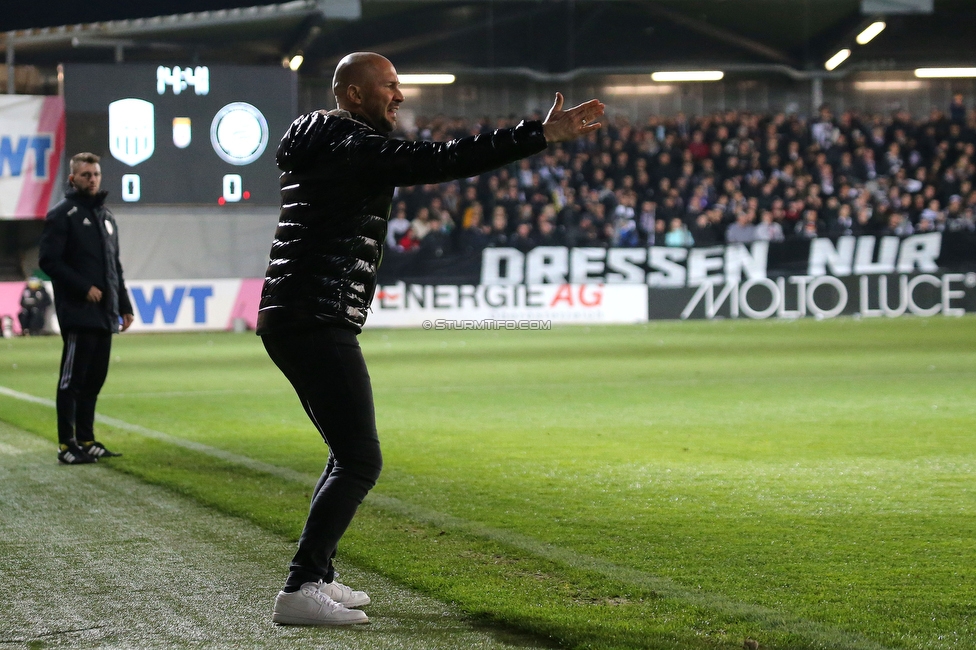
[{"left": 2, "top": 0, "right": 975, "bottom": 80}]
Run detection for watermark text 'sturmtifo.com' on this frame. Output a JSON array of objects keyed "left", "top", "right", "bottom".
[{"left": 422, "top": 319, "right": 552, "bottom": 331}]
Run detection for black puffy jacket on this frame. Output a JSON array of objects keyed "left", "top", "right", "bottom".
[
  {"left": 256, "top": 110, "right": 548, "bottom": 333},
  {"left": 39, "top": 188, "right": 132, "bottom": 333}
]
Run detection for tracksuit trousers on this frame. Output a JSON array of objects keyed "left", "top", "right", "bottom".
[
  {"left": 57, "top": 328, "right": 112, "bottom": 446},
  {"left": 261, "top": 326, "right": 383, "bottom": 589}
]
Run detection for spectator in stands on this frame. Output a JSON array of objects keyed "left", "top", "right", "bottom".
[
  {"left": 637, "top": 200, "right": 657, "bottom": 245},
  {"left": 397, "top": 226, "right": 421, "bottom": 252},
  {"left": 420, "top": 213, "right": 453, "bottom": 257},
  {"left": 827, "top": 203, "right": 855, "bottom": 237},
  {"left": 558, "top": 190, "right": 584, "bottom": 231},
  {"left": 586, "top": 202, "right": 609, "bottom": 238},
  {"left": 688, "top": 130, "right": 710, "bottom": 161},
  {"left": 612, "top": 211, "right": 639, "bottom": 247},
  {"left": 852, "top": 207, "right": 874, "bottom": 235},
  {"left": 885, "top": 213, "right": 914, "bottom": 236},
  {"left": 441, "top": 182, "right": 462, "bottom": 217},
  {"left": 409, "top": 206, "right": 433, "bottom": 241},
  {"left": 950, "top": 207, "right": 975, "bottom": 232},
  {"left": 950, "top": 93, "right": 967, "bottom": 124},
  {"left": 945, "top": 195, "right": 973, "bottom": 231},
  {"left": 510, "top": 221, "right": 537, "bottom": 252},
  {"left": 487, "top": 206, "right": 510, "bottom": 246},
  {"left": 432, "top": 198, "right": 456, "bottom": 234},
  {"left": 457, "top": 204, "right": 490, "bottom": 253},
  {"left": 919, "top": 199, "right": 942, "bottom": 224},
  {"left": 855, "top": 148, "right": 879, "bottom": 182},
  {"left": 494, "top": 181, "right": 521, "bottom": 221},
  {"left": 652, "top": 217, "right": 667, "bottom": 243},
  {"left": 725, "top": 210, "right": 757, "bottom": 243},
  {"left": 795, "top": 209, "right": 823, "bottom": 239},
  {"left": 386, "top": 201, "right": 411, "bottom": 251},
  {"left": 657, "top": 194, "right": 681, "bottom": 225},
  {"left": 458, "top": 186, "right": 480, "bottom": 224},
  {"left": 516, "top": 203, "right": 536, "bottom": 226},
  {"left": 916, "top": 212, "right": 937, "bottom": 233},
  {"left": 664, "top": 217, "right": 694, "bottom": 247},
  {"left": 565, "top": 214, "right": 600, "bottom": 247},
  {"left": 537, "top": 218, "right": 563, "bottom": 246},
  {"left": 611, "top": 191, "right": 638, "bottom": 246},
  {"left": 18, "top": 276, "right": 51, "bottom": 336},
  {"left": 754, "top": 210, "right": 785, "bottom": 242},
  {"left": 689, "top": 213, "right": 719, "bottom": 245},
  {"left": 517, "top": 158, "right": 534, "bottom": 188},
  {"left": 837, "top": 151, "right": 856, "bottom": 181}
]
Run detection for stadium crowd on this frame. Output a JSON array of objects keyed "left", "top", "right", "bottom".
[{"left": 384, "top": 98, "right": 976, "bottom": 255}]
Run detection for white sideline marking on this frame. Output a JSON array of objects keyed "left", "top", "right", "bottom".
[
  {"left": 0, "top": 385, "right": 309, "bottom": 485},
  {"left": 0, "top": 384, "right": 893, "bottom": 650},
  {"left": 0, "top": 441, "right": 26, "bottom": 455}
]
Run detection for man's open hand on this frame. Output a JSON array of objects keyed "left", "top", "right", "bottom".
[{"left": 542, "top": 93, "right": 605, "bottom": 143}]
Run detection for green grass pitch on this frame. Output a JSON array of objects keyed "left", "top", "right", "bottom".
[{"left": 2, "top": 317, "right": 975, "bottom": 649}]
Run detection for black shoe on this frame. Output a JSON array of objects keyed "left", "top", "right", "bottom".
[
  {"left": 58, "top": 443, "right": 97, "bottom": 465},
  {"left": 81, "top": 441, "right": 122, "bottom": 458}
]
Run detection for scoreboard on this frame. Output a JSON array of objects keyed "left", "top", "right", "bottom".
[{"left": 64, "top": 64, "right": 296, "bottom": 206}]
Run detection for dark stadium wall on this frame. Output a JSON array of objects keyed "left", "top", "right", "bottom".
[{"left": 113, "top": 207, "right": 277, "bottom": 280}]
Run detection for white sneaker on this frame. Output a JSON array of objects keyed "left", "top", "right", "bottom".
[
  {"left": 318, "top": 579, "right": 371, "bottom": 608},
  {"left": 272, "top": 581, "right": 369, "bottom": 626}
]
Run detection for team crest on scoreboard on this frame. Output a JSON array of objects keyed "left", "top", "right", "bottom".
[
  {"left": 108, "top": 98, "right": 155, "bottom": 166},
  {"left": 210, "top": 102, "right": 269, "bottom": 165},
  {"left": 172, "top": 117, "right": 192, "bottom": 149}
]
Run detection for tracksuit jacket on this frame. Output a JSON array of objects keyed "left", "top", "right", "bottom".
[{"left": 39, "top": 188, "right": 133, "bottom": 332}]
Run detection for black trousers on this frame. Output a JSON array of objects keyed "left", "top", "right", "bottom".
[
  {"left": 19, "top": 308, "right": 45, "bottom": 335},
  {"left": 262, "top": 326, "right": 383, "bottom": 587},
  {"left": 57, "top": 328, "right": 112, "bottom": 446}
]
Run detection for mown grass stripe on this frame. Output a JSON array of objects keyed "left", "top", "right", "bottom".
[
  {"left": 0, "top": 383, "right": 895, "bottom": 650},
  {"left": 364, "top": 494, "right": 894, "bottom": 650}
]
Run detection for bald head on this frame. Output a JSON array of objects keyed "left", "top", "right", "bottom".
[
  {"left": 333, "top": 52, "right": 387, "bottom": 100},
  {"left": 331, "top": 52, "right": 404, "bottom": 132}
]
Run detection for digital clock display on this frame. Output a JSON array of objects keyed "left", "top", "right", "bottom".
[{"left": 63, "top": 64, "right": 296, "bottom": 206}]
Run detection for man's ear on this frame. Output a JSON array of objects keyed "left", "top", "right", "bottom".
[{"left": 346, "top": 84, "right": 362, "bottom": 107}]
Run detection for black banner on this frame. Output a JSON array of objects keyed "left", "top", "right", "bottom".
[
  {"left": 380, "top": 232, "right": 976, "bottom": 286},
  {"left": 652, "top": 272, "right": 976, "bottom": 320}
]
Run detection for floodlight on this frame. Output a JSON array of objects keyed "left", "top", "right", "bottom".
[
  {"left": 914, "top": 68, "right": 976, "bottom": 78},
  {"left": 288, "top": 54, "right": 304, "bottom": 71},
  {"left": 398, "top": 74, "right": 456, "bottom": 85},
  {"left": 650, "top": 71, "right": 723, "bottom": 82},
  {"left": 824, "top": 49, "right": 851, "bottom": 71},
  {"left": 856, "top": 21, "right": 886, "bottom": 45},
  {"left": 605, "top": 85, "right": 674, "bottom": 95},
  {"left": 853, "top": 80, "right": 923, "bottom": 91}
]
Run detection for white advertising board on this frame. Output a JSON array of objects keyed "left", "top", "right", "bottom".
[{"left": 366, "top": 283, "right": 648, "bottom": 329}]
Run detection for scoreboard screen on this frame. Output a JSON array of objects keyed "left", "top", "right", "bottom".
[{"left": 64, "top": 64, "right": 296, "bottom": 206}]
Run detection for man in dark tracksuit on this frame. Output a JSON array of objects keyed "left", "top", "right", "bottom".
[
  {"left": 39, "top": 152, "right": 134, "bottom": 465},
  {"left": 259, "top": 51, "right": 604, "bottom": 626}
]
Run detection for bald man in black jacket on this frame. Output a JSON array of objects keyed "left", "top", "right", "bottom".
[{"left": 261, "top": 52, "right": 603, "bottom": 626}]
